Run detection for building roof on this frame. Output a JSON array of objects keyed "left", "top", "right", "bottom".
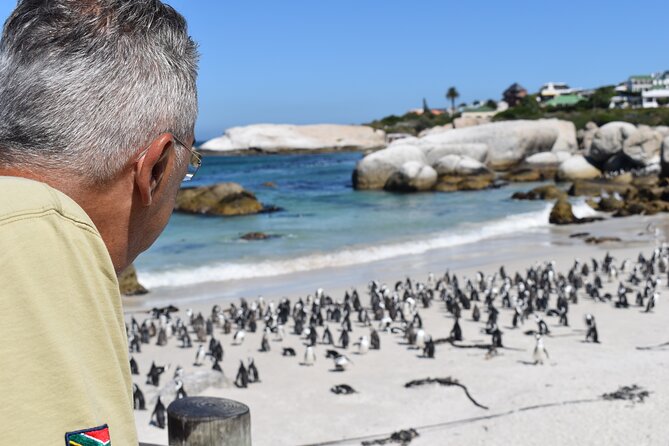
[
  {"left": 543, "top": 94, "right": 585, "bottom": 107},
  {"left": 462, "top": 105, "right": 496, "bottom": 113},
  {"left": 630, "top": 75, "right": 653, "bottom": 80}
]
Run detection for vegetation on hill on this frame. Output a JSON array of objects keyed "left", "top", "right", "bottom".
[{"left": 366, "top": 111, "right": 454, "bottom": 136}]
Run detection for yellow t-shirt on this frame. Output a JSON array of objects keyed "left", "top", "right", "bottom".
[{"left": 0, "top": 177, "right": 137, "bottom": 445}]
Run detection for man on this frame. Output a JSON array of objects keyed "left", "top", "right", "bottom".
[{"left": 0, "top": 1, "right": 199, "bottom": 444}]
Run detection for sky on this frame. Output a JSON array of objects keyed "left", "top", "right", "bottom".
[{"left": 0, "top": 1, "right": 668, "bottom": 140}]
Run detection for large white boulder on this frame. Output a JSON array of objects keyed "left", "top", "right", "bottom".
[
  {"left": 556, "top": 155, "right": 602, "bottom": 181},
  {"left": 418, "top": 124, "right": 453, "bottom": 137},
  {"left": 433, "top": 155, "right": 491, "bottom": 176},
  {"left": 201, "top": 124, "right": 386, "bottom": 153},
  {"left": 453, "top": 116, "right": 490, "bottom": 129},
  {"left": 353, "top": 144, "right": 426, "bottom": 190},
  {"left": 622, "top": 127, "right": 663, "bottom": 166},
  {"left": 588, "top": 121, "right": 637, "bottom": 162},
  {"left": 384, "top": 161, "right": 438, "bottom": 192},
  {"left": 422, "top": 143, "right": 489, "bottom": 164},
  {"left": 524, "top": 151, "right": 572, "bottom": 166}
]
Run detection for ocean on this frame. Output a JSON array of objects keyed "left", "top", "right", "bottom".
[{"left": 135, "top": 152, "right": 595, "bottom": 289}]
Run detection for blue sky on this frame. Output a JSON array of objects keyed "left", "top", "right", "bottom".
[{"left": 1, "top": 1, "right": 668, "bottom": 140}]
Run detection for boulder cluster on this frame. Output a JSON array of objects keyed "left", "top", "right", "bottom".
[
  {"left": 174, "top": 183, "right": 265, "bottom": 217},
  {"left": 352, "top": 119, "right": 669, "bottom": 193}
]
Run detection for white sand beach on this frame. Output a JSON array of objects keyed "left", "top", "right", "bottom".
[{"left": 127, "top": 214, "right": 669, "bottom": 446}]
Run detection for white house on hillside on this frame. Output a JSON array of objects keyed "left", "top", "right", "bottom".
[{"left": 539, "top": 82, "right": 579, "bottom": 99}]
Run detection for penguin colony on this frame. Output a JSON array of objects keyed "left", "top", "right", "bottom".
[{"left": 127, "top": 247, "right": 667, "bottom": 429}]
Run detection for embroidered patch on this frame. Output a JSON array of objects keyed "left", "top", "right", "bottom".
[{"left": 65, "top": 424, "right": 111, "bottom": 446}]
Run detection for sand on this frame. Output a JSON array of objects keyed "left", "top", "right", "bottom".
[{"left": 127, "top": 213, "right": 669, "bottom": 446}]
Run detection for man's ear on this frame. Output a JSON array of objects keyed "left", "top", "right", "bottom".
[{"left": 135, "top": 133, "right": 175, "bottom": 206}]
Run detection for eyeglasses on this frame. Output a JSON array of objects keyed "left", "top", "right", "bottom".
[
  {"left": 172, "top": 135, "right": 202, "bottom": 182},
  {"left": 136, "top": 135, "right": 202, "bottom": 183}
]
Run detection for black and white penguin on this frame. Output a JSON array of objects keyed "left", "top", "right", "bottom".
[
  {"left": 212, "top": 358, "right": 223, "bottom": 372},
  {"left": 132, "top": 383, "right": 145, "bottom": 410},
  {"left": 450, "top": 318, "right": 463, "bottom": 341},
  {"left": 175, "top": 379, "right": 187, "bottom": 399},
  {"left": 282, "top": 347, "right": 297, "bottom": 356},
  {"left": 532, "top": 334, "right": 549, "bottom": 365},
  {"left": 322, "top": 326, "right": 333, "bottom": 344},
  {"left": 339, "top": 330, "right": 349, "bottom": 349},
  {"left": 472, "top": 304, "right": 480, "bottom": 322},
  {"left": 150, "top": 397, "right": 166, "bottom": 429},
  {"left": 585, "top": 314, "right": 599, "bottom": 343},
  {"left": 193, "top": 344, "right": 206, "bottom": 366},
  {"left": 260, "top": 331, "right": 271, "bottom": 352},
  {"left": 130, "top": 357, "right": 139, "bottom": 375},
  {"left": 235, "top": 361, "right": 249, "bottom": 388},
  {"left": 146, "top": 362, "right": 166, "bottom": 387},
  {"left": 370, "top": 328, "right": 381, "bottom": 350},
  {"left": 423, "top": 336, "right": 435, "bottom": 358},
  {"left": 247, "top": 358, "right": 260, "bottom": 383},
  {"left": 303, "top": 345, "right": 316, "bottom": 366}
]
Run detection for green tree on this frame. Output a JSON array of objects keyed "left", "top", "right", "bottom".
[
  {"left": 446, "top": 86, "right": 459, "bottom": 115},
  {"left": 422, "top": 97, "right": 432, "bottom": 115},
  {"left": 485, "top": 99, "right": 497, "bottom": 110}
]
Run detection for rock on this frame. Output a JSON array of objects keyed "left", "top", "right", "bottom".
[
  {"left": 588, "top": 121, "right": 637, "bottom": 163},
  {"left": 556, "top": 155, "right": 602, "bottom": 181},
  {"left": 435, "top": 175, "right": 494, "bottom": 192},
  {"left": 602, "top": 153, "right": 641, "bottom": 173},
  {"left": 200, "top": 124, "right": 386, "bottom": 154},
  {"left": 423, "top": 143, "right": 489, "bottom": 164},
  {"left": 418, "top": 124, "right": 453, "bottom": 137},
  {"left": 568, "top": 179, "right": 635, "bottom": 197},
  {"left": 655, "top": 126, "right": 669, "bottom": 137},
  {"left": 433, "top": 155, "right": 491, "bottom": 176},
  {"left": 512, "top": 185, "right": 565, "bottom": 200},
  {"left": 384, "top": 161, "right": 437, "bottom": 192},
  {"left": 118, "top": 264, "right": 148, "bottom": 296},
  {"left": 584, "top": 236, "right": 622, "bottom": 244},
  {"left": 524, "top": 151, "right": 572, "bottom": 166},
  {"left": 410, "top": 119, "right": 575, "bottom": 170},
  {"left": 660, "top": 136, "right": 669, "bottom": 178},
  {"left": 622, "top": 128, "right": 663, "bottom": 166},
  {"left": 240, "top": 232, "right": 271, "bottom": 241},
  {"left": 353, "top": 144, "right": 426, "bottom": 190},
  {"left": 175, "top": 183, "right": 264, "bottom": 216},
  {"left": 549, "top": 196, "right": 603, "bottom": 225},
  {"left": 595, "top": 196, "right": 625, "bottom": 212},
  {"left": 453, "top": 116, "right": 490, "bottom": 129},
  {"left": 578, "top": 122, "right": 599, "bottom": 151},
  {"left": 608, "top": 172, "right": 634, "bottom": 184},
  {"left": 503, "top": 167, "right": 547, "bottom": 182}
]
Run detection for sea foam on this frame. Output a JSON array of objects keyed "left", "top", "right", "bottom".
[{"left": 139, "top": 200, "right": 597, "bottom": 288}]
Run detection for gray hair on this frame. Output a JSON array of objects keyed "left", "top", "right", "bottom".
[{"left": 0, "top": 0, "right": 199, "bottom": 183}]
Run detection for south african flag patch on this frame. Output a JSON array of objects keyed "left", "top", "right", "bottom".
[{"left": 65, "top": 425, "right": 111, "bottom": 446}]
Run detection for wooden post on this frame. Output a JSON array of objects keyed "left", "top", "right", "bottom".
[{"left": 167, "top": 397, "right": 251, "bottom": 446}]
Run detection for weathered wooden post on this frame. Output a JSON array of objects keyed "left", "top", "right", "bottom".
[{"left": 167, "top": 397, "right": 251, "bottom": 446}]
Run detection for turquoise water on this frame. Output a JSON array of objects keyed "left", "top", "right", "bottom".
[{"left": 135, "top": 152, "right": 578, "bottom": 288}]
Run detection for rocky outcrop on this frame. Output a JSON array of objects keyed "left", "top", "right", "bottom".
[
  {"left": 453, "top": 116, "right": 490, "bottom": 129},
  {"left": 384, "top": 162, "right": 437, "bottom": 192},
  {"left": 118, "top": 265, "right": 148, "bottom": 296},
  {"left": 433, "top": 155, "right": 491, "bottom": 177},
  {"left": 568, "top": 179, "right": 635, "bottom": 197},
  {"left": 587, "top": 122, "right": 638, "bottom": 163},
  {"left": 622, "top": 127, "right": 663, "bottom": 166},
  {"left": 549, "top": 196, "right": 602, "bottom": 225},
  {"left": 512, "top": 184, "right": 565, "bottom": 200},
  {"left": 353, "top": 119, "right": 577, "bottom": 191},
  {"left": 175, "top": 183, "right": 264, "bottom": 216},
  {"left": 353, "top": 144, "right": 426, "bottom": 190},
  {"left": 201, "top": 124, "right": 386, "bottom": 154},
  {"left": 577, "top": 122, "right": 598, "bottom": 151},
  {"left": 556, "top": 155, "right": 602, "bottom": 181}
]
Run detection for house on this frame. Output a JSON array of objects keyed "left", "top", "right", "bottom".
[
  {"left": 538, "top": 82, "right": 578, "bottom": 100},
  {"left": 503, "top": 83, "right": 528, "bottom": 107},
  {"left": 642, "top": 88, "right": 669, "bottom": 108},
  {"left": 543, "top": 94, "right": 585, "bottom": 108},
  {"left": 626, "top": 75, "right": 654, "bottom": 93}
]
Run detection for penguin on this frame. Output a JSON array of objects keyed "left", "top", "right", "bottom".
[
  {"left": 303, "top": 345, "right": 316, "bottom": 366},
  {"left": 180, "top": 330, "right": 192, "bottom": 348},
  {"left": 330, "top": 384, "right": 357, "bottom": 395},
  {"left": 150, "top": 397, "right": 166, "bottom": 429},
  {"left": 282, "top": 347, "right": 297, "bottom": 356},
  {"left": 233, "top": 329, "right": 246, "bottom": 345},
  {"left": 132, "top": 383, "right": 145, "bottom": 410},
  {"left": 173, "top": 365, "right": 184, "bottom": 380},
  {"left": 175, "top": 379, "right": 187, "bottom": 399},
  {"left": 450, "top": 318, "right": 463, "bottom": 341},
  {"left": 535, "top": 315, "right": 550, "bottom": 335},
  {"left": 235, "top": 361, "right": 249, "bottom": 388},
  {"left": 146, "top": 362, "right": 166, "bottom": 387},
  {"left": 247, "top": 358, "right": 260, "bottom": 383},
  {"left": 585, "top": 314, "right": 599, "bottom": 343},
  {"left": 339, "top": 330, "right": 349, "bottom": 349},
  {"left": 370, "top": 328, "right": 381, "bottom": 350},
  {"left": 533, "top": 334, "right": 549, "bottom": 365},
  {"left": 333, "top": 355, "right": 351, "bottom": 371},
  {"left": 322, "top": 325, "right": 333, "bottom": 344},
  {"left": 307, "top": 326, "right": 318, "bottom": 346},
  {"left": 414, "top": 329, "right": 426, "bottom": 350},
  {"left": 193, "top": 344, "right": 206, "bottom": 366},
  {"left": 423, "top": 336, "right": 435, "bottom": 358},
  {"left": 130, "top": 357, "right": 139, "bottom": 375},
  {"left": 646, "top": 291, "right": 659, "bottom": 313},
  {"left": 260, "top": 332, "right": 271, "bottom": 352},
  {"left": 212, "top": 358, "right": 223, "bottom": 372},
  {"left": 156, "top": 328, "right": 167, "bottom": 346},
  {"left": 472, "top": 304, "right": 480, "bottom": 322},
  {"left": 355, "top": 336, "right": 369, "bottom": 355}
]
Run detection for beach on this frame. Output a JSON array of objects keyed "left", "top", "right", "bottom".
[{"left": 127, "top": 212, "right": 669, "bottom": 446}]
